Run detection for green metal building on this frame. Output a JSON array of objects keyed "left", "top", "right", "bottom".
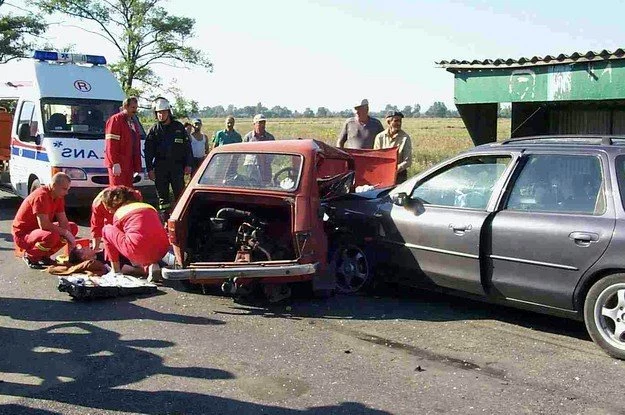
[{"left": 438, "top": 49, "right": 625, "bottom": 145}]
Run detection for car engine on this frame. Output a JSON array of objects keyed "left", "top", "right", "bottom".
[{"left": 186, "top": 207, "right": 293, "bottom": 263}]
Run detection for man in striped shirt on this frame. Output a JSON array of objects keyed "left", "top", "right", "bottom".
[{"left": 104, "top": 96, "right": 143, "bottom": 187}]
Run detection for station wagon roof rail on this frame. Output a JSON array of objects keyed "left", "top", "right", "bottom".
[{"left": 498, "top": 135, "right": 625, "bottom": 146}]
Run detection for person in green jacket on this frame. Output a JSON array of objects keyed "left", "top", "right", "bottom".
[{"left": 212, "top": 115, "right": 242, "bottom": 149}]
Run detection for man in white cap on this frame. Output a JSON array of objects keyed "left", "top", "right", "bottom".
[
  {"left": 144, "top": 97, "right": 193, "bottom": 221},
  {"left": 243, "top": 114, "right": 275, "bottom": 143},
  {"left": 243, "top": 114, "right": 275, "bottom": 182},
  {"left": 336, "top": 99, "right": 384, "bottom": 149}
]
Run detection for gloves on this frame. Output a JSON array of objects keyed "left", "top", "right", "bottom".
[{"left": 112, "top": 163, "right": 121, "bottom": 176}]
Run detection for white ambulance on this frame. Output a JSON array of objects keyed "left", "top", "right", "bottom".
[{"left": 0, "top": 50, "right": 154, "bottom": 206}]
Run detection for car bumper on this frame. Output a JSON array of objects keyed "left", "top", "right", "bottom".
[{"left": 162, "top": 262, "right": 318, "bottom": 281}]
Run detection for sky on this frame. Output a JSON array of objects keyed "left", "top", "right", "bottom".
[{"left": 10, "top": 0, "right": 625, "bottom": 112}]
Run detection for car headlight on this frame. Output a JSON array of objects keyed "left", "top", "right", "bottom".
[{"left": 51, "top": 167, "right": 87, "bottom": 180}]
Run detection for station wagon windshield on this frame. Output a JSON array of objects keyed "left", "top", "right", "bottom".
[
  {"left": 199, "top": 153, "right": 303, "bottom": 192},
  {"left": 41, "top": 98, "right": 125, "bottom": 139}
]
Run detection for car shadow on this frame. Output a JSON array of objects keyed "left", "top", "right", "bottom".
[
  {"left": 215, "top": 284, "right": 590, "bottom": 342},
  {"left": 0, "top": 297, "right": 224, "bottom": 326},
  {"left": 0, "top": 321, "right": 392, "bottom": 415}
]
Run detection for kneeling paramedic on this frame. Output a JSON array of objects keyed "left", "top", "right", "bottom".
[
  {"left": 12, "top": 173, "right": 78, "bottom": 268},
  {"left": 144, "top": 97, "right": 193, "bottom": 220},
  {"left": 100, "top": 186, "right": 169, "bottom": 275}
]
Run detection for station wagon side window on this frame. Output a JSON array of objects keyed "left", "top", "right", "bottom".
[
  {"left": 16, "top": 101, "right": 37, "bottom": 141},
  {"left": 506, "top": 154, "right": 605, "bottom": 215},
  {"left": 410, "top": 155, "right": 511, "bottom": 209}
]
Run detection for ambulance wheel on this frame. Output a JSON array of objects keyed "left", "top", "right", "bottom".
[{"left": 29, "top": 178, "right": 40, "bottom": 194}]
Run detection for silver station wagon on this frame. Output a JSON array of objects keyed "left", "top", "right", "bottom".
[{"left": 327, "top": 136, "right": 625, "bottom": 359}]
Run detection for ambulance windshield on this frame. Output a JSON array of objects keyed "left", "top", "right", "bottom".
[{"left": 41, "top": 98, "right": 130, "bottom": 139}]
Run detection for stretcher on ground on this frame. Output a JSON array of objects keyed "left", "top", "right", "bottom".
[{"left": 58, "top": 273, "right": 158, "bottom": 300}]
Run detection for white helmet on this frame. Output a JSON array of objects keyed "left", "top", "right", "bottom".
[{"left": 153, "top": 97, "right": 171, "bottom": 112}]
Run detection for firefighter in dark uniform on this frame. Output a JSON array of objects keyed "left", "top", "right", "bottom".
[{"left": 144, "top": 97, "right": 193, "bottom": 221}]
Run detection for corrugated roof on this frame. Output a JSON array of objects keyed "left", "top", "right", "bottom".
[{"left": 438, "top": 48, "right": 625, "bottom": 70}]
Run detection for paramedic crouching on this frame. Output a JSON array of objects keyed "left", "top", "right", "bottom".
[
  {"left": 12, "top": 173, "right": 78, "bottom": 269},
  {"left": 90, "top": 185, "right": 143, "bottom": 251},
  {"left": 100, "top": 186, "right": 169, "bottom": 275}
]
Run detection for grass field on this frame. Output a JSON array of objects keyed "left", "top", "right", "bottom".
[{"left": 192, "top": 117, "right": 512, "bottom": 176}]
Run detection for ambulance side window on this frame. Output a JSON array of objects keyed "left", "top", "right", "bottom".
[{"left": 16, "top": 101, "right": 36, "bottom": 142}]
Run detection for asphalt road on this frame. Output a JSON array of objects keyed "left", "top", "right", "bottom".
[{"left": 0, "top": 189, "right": 623, "bottom": 415}]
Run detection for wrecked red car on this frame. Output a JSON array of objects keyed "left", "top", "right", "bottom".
[{"left": 162, "top": 139, "right": 397, "bottom": 299}]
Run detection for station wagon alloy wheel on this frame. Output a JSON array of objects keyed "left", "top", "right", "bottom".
[
  {"left": 584, "top": 275, "right": 625, "bottom": 359},
  {"left": 334, "top": 244, "right": 370, "bottom": 294}
]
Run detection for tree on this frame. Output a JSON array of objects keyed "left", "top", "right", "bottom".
[
  {"left": 499, "top": 104, "right": 512, "bottom": 118},
  {"left": 36, "top": 0, "right": 212, "bottom": 96},
  {"left": 383, "top": 104, "right": 399, "bottom": 114},
  {"left": 412, "top": 104, "right": 421, "bottom": 118},
  {"left": 0, "top": 1, "right": 46, "bottom": 62},
  {"left": 316, "top": 107, "right": 329, "bottom": 118},
  {"left": 425, "top": 102, "right": 449, "bottom": 118},
  {"left": 254, "top": 102, "right": 267, "bottom": 115},
  {"left": 302, "top": 107, "right": 314, "bottom": 118},
  {"left": 171, "top": 94, "right": 198, "bottom": 119}
]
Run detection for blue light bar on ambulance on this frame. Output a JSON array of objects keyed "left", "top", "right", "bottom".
[{"left": 32, "top": 50, "right": 107, "bottom": 65}]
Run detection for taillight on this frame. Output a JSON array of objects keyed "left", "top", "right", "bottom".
[{"left": 167, "top": 219, "right": 178, "bottom": 244}]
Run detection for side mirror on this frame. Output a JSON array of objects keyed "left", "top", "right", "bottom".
[
  {"left": 18, "top": 123, "right": 29, "bottom": 141},
  {"left": 391, "top": 192, "right": 409, "bottom": 206}
]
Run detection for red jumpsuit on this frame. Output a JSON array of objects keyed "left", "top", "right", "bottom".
[
  {"left": 104, "top": 112, "right": 142, "bottom": 187},
  {"left": 90, "top": 187, "right": 143, "bottom": 241},
  {"left": 12, "top": 186, "right": 78, "bottom": 261},
  {"left": 102, "top": 202, "right": 169, "bottom": 266}
]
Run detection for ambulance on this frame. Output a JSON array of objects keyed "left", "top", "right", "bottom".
[{"left": 0, "top": 50, "right": 154, "bottom": 206}]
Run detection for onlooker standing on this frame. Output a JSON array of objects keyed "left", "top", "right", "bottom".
[
  {"left": 104, "top": 96, "right": 142, "bottom": 187},
  {"left": 336, "top": 99, "right": 384, "bottom": 149},
  {"left": 144, "top": 97, "right": 193, "bottom": 220},
  {"left": 12, "top": 173, "right": 79, "bottom": 268},
  {"left": 243, "top": 114, "right": 275, "bottom": 143},
  {"left": 243, "top": 114, "right": 275, "bottom": 182},
  {"left": 212, "top": 115, "right": 242, "bottom": 148},
  {"left": 183, "top": 121, "right": 193, "bottom": 137},
  {"left": 374, "top": 111, "right": 413, "bottom": 184},
  {"left": 190, "top": 118, "right": 209, "bottom": 175}
]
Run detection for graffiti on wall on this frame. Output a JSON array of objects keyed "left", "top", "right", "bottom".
[{"left": 509, "top": 69, "right": 536, "bottom": 100}]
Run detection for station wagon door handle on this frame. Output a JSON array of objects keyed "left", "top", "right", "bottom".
[
  {"left": 449, "top": 224, "right": 472, "bottom": 234},
  {"left": 569, "top": 231, "right": 599, "bottom": 246}
]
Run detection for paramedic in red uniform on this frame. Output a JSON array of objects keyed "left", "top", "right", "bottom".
[
  {"left": 100, "top": 186, "right": 169, "bottom": 274},
  {"left": 12, "top": 172, "right": 79, "bottom": 269},
  {"left": 90, "top": 186, "right": 143, "bottom": 251},
  {"left": 104, "top": 96, "right": 142, "bottom": 187}
]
